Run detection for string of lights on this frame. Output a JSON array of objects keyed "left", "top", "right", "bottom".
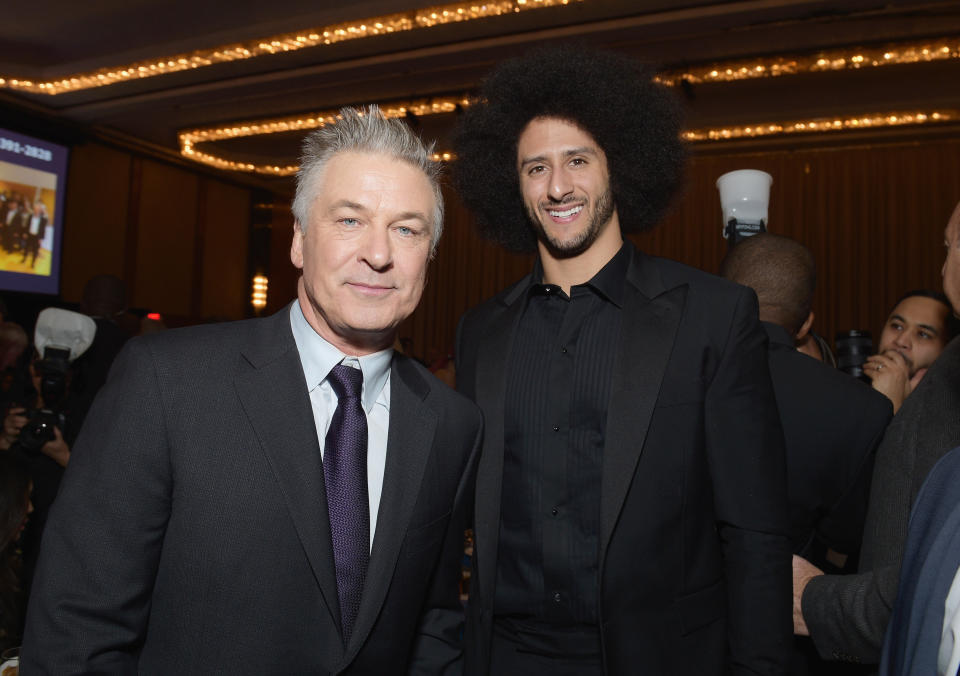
[
  {"left": 682, "top": 111, "right": 957, "bottom": 141},
  {"left": 656, "top": 37, "right": 960, "bottom": 86},
  {"left": 179, "top": 97, "right": 960, "bottom": 175},
  {"left": 179, "top": 97, "right": 468, "bottom": 175},
  {"left": 0, "top": 0, "right": 579, "bottom": 95}
]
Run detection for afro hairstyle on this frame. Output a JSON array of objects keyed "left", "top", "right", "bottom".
[{"left": 452, "top": 45, "right": 687, "bottom": 253}]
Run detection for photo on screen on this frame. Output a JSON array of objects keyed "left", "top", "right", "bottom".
[{"left": 0, "top": 129, "right": 69, "bottom": 295}]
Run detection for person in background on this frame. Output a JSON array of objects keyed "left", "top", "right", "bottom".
[
  {"left": 0, "top": 323, "right": 29, "bottom": 413},
  {"left": 793, "top": 199, "right": 960, "bottom": 667},
  {"left": 864, "top": 289, "right": 956, "bottom": 413},
  {"left": 0, "top": 454, "right": 32, "bottom": 652},
  {"left": 71, "top": 274, "right": 132, "bottom": 425},
  {"left": 720, "top": 233, "right": 892, "bottom": 674},
  {"left": 21, "top": 202, "right": 48, "bottom": 269},
  {"left": 797, "top": 330, "right": 837, "bottom": 366}
]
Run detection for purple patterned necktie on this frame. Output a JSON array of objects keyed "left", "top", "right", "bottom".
[{"left": 323, "top": 363, "right": 369, "bottom": 641}]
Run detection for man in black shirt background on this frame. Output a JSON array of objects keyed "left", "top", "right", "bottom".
[
  {"left": 721, "top": 233, "right": 892, "bottom": 674},
  {"left": 453, "top": 47, "right": 792, "bottom": 675}
]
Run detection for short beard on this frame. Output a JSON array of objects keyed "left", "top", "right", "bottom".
[{"left": 527, "top": 189, "right": 615, "bottom": 260}]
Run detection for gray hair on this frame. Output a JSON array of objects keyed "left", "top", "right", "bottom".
[{"left": 291, "top": 105, "right": 444, "bottom": 255}]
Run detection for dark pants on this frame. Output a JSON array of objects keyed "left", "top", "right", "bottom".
[{"left": 22, "top": 233, "right": 39, "bottom": 266}]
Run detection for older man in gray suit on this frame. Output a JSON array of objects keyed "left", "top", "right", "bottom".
[
  {"left": 22, "top": 107, "right": 481, "bottom": 674},
  {"left": 793, "top": 199, "right": 960, "bottom": 666}
]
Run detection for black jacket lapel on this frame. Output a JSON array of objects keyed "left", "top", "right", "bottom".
[{"left": 600, "top": 253, "right": 686, "bottom": 555}]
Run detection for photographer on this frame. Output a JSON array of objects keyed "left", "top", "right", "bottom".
[
  {"left": 0, "top": 309, "right": 94, "bottom": 595},
  {"left": 0, "top": 404, "right": 71, "bottom": 468}
]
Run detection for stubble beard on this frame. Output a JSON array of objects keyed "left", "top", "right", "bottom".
[{"left": 527, "top": 189, "right": 615, "bottom": 260}]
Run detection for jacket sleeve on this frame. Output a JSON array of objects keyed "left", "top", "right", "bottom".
[
  {"left": 21, "top": 338, "right": 171, "bottom": 673},
  {"left": 705, "top": 288, "right": 793, "bottom": 675},
  {"left": 801, "top": 344, "right": 960, "bottom": 664},
  {"left": 406, "top": 405, "right": 482, "bottom": 676}
]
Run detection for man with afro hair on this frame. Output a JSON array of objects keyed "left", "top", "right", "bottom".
[{"left": 453, "top": 46, "right": 792, "bottom": 675}]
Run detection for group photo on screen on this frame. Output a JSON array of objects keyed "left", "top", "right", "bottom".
[
  {"left": 0, "top": 167, "right": 57, "bottom": 277},
  {"left": 0, "top": 127, "right": 68, "bottom": 296}
]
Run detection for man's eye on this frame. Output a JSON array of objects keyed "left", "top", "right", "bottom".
[
  {"left": 339, "top": 218, "right": 359, "bottom": 226},
  {"left": 528, "top": 165, "right": 546, "bottom": 175},
  {"left": 919, "top": 331, "right": 931, "bottom": 339},
  {"left": 570, "top": 157, "right": 586, "bottom": 166}
]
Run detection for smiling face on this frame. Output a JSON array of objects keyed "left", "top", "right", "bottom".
[
  {"left": 517, "top": 117, "right": 619, "bottom": 260},
  {"left": 290, "top": 151, "right": 436, "bottom": 355},
  {"left": 877, "top": 295, "right": 950, "bottom": 375}
]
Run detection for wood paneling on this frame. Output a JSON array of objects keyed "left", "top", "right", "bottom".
[
  {"left": 199, "top": 180, "right": 251, "bottom": 320},
  {"left": 265, "top": 205, "right": 298, "bottom": 316},
  {"left": 60, "top": 143, "right": 131, "bottom": 302},
  {"left": 134, "top": 159, "right": 199, "bottom": 316},
  {"left": 59, "top": 142, "right": 261, "bottom": 322}
]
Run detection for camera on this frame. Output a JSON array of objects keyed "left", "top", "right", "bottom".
[
  {"left": 835, "top": 330, "right": 873, "bottom": 383},
  {"left": 19, "top": 346, "right": 71, "bottom": 453},
  {"left": 14, "top": 308, "right": 95, "bottom": 454}
]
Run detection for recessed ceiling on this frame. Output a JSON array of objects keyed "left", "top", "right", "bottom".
[{"left": 2, "top": 0, "right": 958, "bottom": 191}]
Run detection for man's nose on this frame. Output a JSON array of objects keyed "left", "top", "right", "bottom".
[
  {"left": 360, "top": 226, "right": 392, "bottom": 270},
  {"left": 549, "top": 167, "right": 574, "bottom": 201}
]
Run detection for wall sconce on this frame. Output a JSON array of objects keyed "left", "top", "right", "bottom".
[{"left": 251, "top": 274, "right": 268, "bottom": 311}]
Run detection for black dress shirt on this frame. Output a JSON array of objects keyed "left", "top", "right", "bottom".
[{"left": 495, "top": 243, "right": 629, "bottom": 627}]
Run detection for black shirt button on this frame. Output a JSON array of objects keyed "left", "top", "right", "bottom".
[
  {"left": 552, "top": 425, "right": 560, "bottom": 432},
  {"left": 561, "top": 346, "right": 567, "bottom": 353},
  {"left": 553, "top": 592, "right": 562, "bottom": 603},
  {"left": 551, "top": 507, "right": 559, "bottom": 516}
]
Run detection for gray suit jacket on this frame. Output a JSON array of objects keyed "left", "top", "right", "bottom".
[
  {"left": 802, "top": 336, "right": 960, "bottom": 663},
  {"left": 22, "top": 306, "right": 482, "bottom": 674}
]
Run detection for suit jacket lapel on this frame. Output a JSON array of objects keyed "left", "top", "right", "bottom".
[
  {"left": 233, "top": 309, "right": 343, "bottom": 642},
  {"left": 600, "top": 251, "right": 686, "bottom": 555},
  {"left": 474, "top": 280, "right": 529, "bottom": 604},
  {"left": 343, "top": 355, "right": 437, "bottom": 660}
]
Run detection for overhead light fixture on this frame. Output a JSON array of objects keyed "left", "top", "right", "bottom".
[
  {"left": 251, "top": 274, "right": 269, "bottom": 310},
  {"left": 179, "top": 96, "right": 470, "bottom": 175},
  {"left": 682, "top": 110, "right": 957, "bottom": 141},
  {"left": 0, "top": 0, "right": 582, "bottom": 96},
  {"left": 179, "top": 95, "right": 959, "bottom": 175}
]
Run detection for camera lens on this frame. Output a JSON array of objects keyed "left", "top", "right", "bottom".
[{"left": 835, "top": 330, "right": 873, "bottom": 381}]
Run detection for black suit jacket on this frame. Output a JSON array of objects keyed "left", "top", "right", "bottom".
[
  {"left": 22, "top": 306, "right": 482, "bottom": 674},
  {"left": 764, "top": 322, "right": 891, "bottom": 561},
  {"left": 456, "top": 244, "right": 792, "bottom": 675}
]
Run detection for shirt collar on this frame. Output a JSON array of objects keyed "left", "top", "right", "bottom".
[
  {"left": 529, "top": 240, "right": 631, "bottom": 307},
  {"left": 289, "top": 300, "right": 392, "bottom": 414}
]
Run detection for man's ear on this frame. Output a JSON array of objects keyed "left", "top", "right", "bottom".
[
  {"left": 795, "top": 311, "right": 815, "bottom": 341},
  {"left": 290, "top": 221, "right": 305, "bottom": 270}
]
